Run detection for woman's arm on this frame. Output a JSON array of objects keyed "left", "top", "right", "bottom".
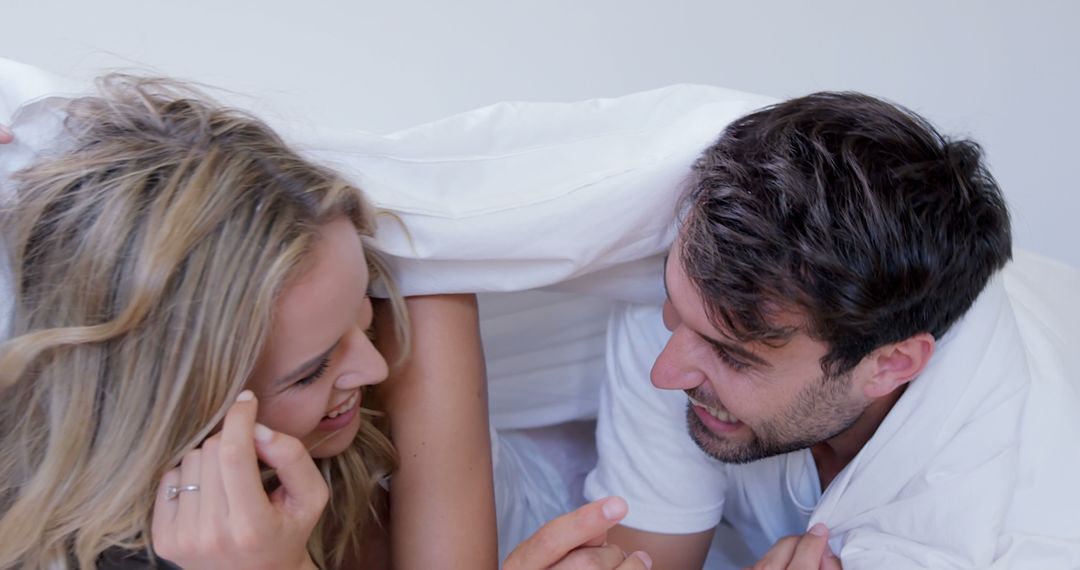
[{"left": 373, "top": 294, "right": 498, "bottom": 570}]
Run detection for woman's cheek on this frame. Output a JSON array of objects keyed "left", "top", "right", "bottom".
[{"left": 256, "top": 394, "right": 321, "bottom": 439}]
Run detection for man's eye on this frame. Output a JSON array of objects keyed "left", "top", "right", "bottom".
[
  {"left": 295, "top": 357, "right": 331, "bottom": 387},
  {"left": 714, "top": 346, "right": 749, "bottom": 371}
]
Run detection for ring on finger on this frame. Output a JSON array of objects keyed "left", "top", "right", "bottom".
[{"left": 164, "top": 484, "right": 201, "bottom": 500}]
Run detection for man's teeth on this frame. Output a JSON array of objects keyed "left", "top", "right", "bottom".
[
  {"left": 325, "top": 392, "right": 358, "bottom": 419},
  {"left": 688, "top": 395, "right": 738, "bottom": 423}
]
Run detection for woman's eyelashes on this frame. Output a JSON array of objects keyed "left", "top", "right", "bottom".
[{"left": 295, "top": 357, "right": 331, "bottom": 387}]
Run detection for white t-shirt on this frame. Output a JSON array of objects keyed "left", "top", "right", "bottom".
[
  {"left": 582, "top": 302, "right": 822, "bottom": 569},
  {"left": 584, "top": 252, "right": 1080, "bottom": 569}
]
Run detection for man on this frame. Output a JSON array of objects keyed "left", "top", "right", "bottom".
[{"left": 575, "top": 92, "right": 1080, "bottom": 568}]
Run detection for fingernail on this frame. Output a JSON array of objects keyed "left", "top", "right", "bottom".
[
  {"left": 809, "top": 523, "right": 828, "bottom": 536},
  {"left": 601, "top": 496, "right": 628, "bottom": 521},
  {"left": 253, "top": 422, "right": 274, "bottom": 443},
  {"left": 236, "top": 389, "right": 254, "bottom": 402},
  {"left": 632, "top": 551, "right": 653, "bottom": 569}
]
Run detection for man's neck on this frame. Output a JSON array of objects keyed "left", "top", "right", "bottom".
[{"left": 810, "top": 385, "right": 907, "bottom": 491}]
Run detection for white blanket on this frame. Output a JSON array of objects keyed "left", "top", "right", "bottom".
[
  {"left": 0, "top": 57, "right": 774, "bottom": 428},
  {"left": 821, "top": 254, "right": 1080, "bottom": 567},
  {"left": 814, "top": 263, "right": 1080, "bottom": 567}
]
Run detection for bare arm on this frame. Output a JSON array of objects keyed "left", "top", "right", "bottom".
[
  {"left": 373, "top": 294, "right": 498, "bottom": 570},
  {"left": 607, "top": 524, "right": 715, "bottom": 570}
]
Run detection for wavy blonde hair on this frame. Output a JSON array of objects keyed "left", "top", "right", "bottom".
[{"left": 0, "top": 76, "right": 404, "bottom": 569}]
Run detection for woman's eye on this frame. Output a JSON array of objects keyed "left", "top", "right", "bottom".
[{"left": 295, "top": 357, "right": 330, "bottom": 387}]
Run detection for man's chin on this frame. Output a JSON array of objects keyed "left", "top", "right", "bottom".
[{"left": 686, "top": 409, "right": 805, "bottom": 464}]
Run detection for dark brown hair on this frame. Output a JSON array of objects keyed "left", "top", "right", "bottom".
[{"left": 679, "top": 91, "right": 1011, "bottom": 376}]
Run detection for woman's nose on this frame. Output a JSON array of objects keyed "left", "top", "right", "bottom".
[{"left": 334, "top": 326, "right": 389, "bottom": 390}]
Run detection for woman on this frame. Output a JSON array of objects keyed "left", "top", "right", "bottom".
[
  {"left": 0, "top": 74, "right": 503, "bottom": 569},
  {"left": 0, "top": 74, "right": 648, "bottom": 570}
]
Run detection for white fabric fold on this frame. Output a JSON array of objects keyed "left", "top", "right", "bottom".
[
  {"left": 0, "top": 56, "right": 775, "bottom": 305},
  {"left": 812, "top": 278, "right": 1030, "bottom": 567}
]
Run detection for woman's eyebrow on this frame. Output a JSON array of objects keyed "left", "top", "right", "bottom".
[{"left": 273, "top": 339, "right": 341, "bottom": 387}]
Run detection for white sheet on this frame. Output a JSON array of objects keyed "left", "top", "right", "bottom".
[{"left": 0, "top": 57, "right": 775, "bottom": 428}]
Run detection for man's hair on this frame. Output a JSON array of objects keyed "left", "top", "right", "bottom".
[{"left": 679, "top": 91, "right": 1012, "bottom": 376}]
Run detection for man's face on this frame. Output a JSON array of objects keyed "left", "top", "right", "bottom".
[{"left": 652, "top": 244, "right": 872, "bottom": 464}]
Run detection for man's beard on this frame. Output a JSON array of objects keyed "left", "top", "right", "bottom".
[{"left": 686, "top": 372, "right": 866, "bottom": 464}]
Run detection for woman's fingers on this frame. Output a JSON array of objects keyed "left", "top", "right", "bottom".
[
  {"left": 505, "top": 496, "right": 628, "bottom": 570},
  {"left": 149, "top": 391, "right": 322, "bottom": 569},
  {"left": 198, "top": 436, "right": 229, "bottom": 520},
  {"left": 253, "top": 423, "right": 328, "bottom": 522},
  {"left": 618, "top": 551, "right": 654, "bottom": 570},
  {"left": 550, "top": 544, "right": 626, "bottom": 570},
  {"left": 151, "top": 467, "right": 181, "bottom": 552},
  {"left": 175, "top": 449, "right": 203, "bottom": 525},
  {"left": 217, "top": 390, "right": 271, "bottom": 521},
  {"left": 788, "top": 524, "right": 830, "bottom": 569}
]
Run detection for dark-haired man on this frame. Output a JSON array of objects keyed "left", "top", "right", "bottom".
[{"left": 582, "top": 93, "right": 1080, "bottom": 568}]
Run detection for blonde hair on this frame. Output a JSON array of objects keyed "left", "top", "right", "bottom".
[{"left": 0, "top": 75, "right": 404, "bottom": 569}]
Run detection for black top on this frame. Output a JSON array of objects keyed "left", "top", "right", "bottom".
[{"left": 96, "top": 548, "right": 178, "bottom": 570}]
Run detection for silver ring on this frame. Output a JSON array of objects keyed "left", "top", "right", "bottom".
[{"left": 164, "top": 484, "right": 200, "bottom": 500}]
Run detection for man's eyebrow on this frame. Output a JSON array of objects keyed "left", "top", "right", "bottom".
[
  {"left": 664, "top": 250, "right": 772, "bottom": 369},
  {"left": 701, "top": 334, "right": 772, "bottom": 368},
  {"left": 274, "top": 340, "right": 340, "bottom": 387}
]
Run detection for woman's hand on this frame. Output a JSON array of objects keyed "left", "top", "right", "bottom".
[
  {"left": 505, "top": 497, "right": 652, "bottom": 570},
  {"left": 0, "top": 124, "right": 13, "bottom": 144},
  {"left": 151, "top": 390, "right": 328, "bottom": 570}
]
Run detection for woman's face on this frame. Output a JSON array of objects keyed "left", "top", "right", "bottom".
[{"left": 246, "top": 217, "right": 388, "bottom": 458}]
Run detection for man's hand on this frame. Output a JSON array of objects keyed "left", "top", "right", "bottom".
[
  {"left": 0, "top": 125, "right": 13, "bottom": 144},
  {"left": 505, "top": 497, "right": 653, "bottom": 570},
  {"left": 746, "top": 523, "right": 841, "bottom": 570}
]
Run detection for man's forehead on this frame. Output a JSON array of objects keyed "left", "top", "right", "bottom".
[{"left": 664, "top": 243, "right": 804, "bottom": 347}]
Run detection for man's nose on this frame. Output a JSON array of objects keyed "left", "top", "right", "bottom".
[{"left": 650, "top": 329, "right": 705, "bottom": 391}]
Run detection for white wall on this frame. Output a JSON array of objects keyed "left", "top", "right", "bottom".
[{"left": 3, "top": 0, "right": 1077, "bottom": 267}]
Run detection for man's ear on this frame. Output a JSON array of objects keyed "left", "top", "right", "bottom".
[{"left": 863, "top": 333, "right": 935, "bottom": 399}]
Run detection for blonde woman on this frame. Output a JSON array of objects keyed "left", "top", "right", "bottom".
[
  {"left": 0, "top": 74, "right": 649, "bottom": 570},
  {"left": 0, "top": 74, "right": 504, "bottom": 569}
]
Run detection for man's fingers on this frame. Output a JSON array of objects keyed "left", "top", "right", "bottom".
[
  {"left": 253, "top": 423, "right": 328, "bottom": 521},
  {"left": 505, "top": 496, "right": 629, "bottom": 570},
  {"left": 217, "top": 390, "right": 270, "bottom": 519},
  {"left": 0, "top": 125, "right": 13, "bottom": 144}
]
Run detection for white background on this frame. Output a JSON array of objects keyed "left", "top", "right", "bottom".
[{"left": 3, "top": 0, "right": 1076, "bottom": 268}]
